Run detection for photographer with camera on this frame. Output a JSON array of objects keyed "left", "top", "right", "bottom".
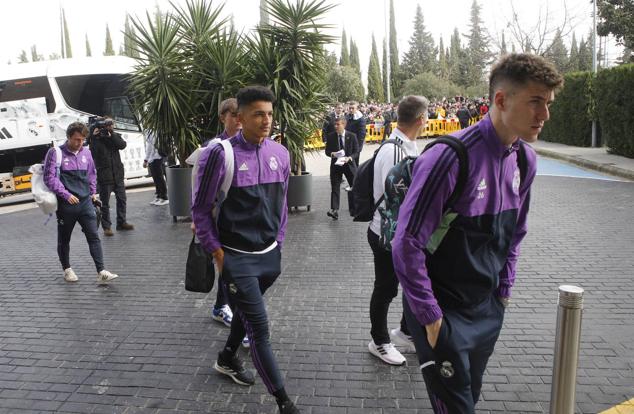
[{"left": 88, "top": 116, "right": 134, "bottom": 236}]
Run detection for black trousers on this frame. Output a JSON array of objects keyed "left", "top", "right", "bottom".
[
  {"left": 403, "top": 295, "right": 505, "bottom": 414},
  {"left": 221, "top": 248, "right": 284, "bottom": 394},
  {"left": 367, "top": 228, "right": 409, "bottom": 344},
  {"left": 148, "top": 159, "right": 168, "bottom": 200},
  {"left": 329, "top": 163, "right": 356, "bottom": 211},
  {"left": 98, "top": 181, "right": 127, "bottom": 229},
  {"left": 56, "top": 199, "right": 104, "bottom": 272}
]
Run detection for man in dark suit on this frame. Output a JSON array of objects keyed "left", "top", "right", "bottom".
[
  {"left": 345, "top": 101, "right": 366, "bottom": 166},
  {"left": 325, "top": 116, "right": 358, "bottom": 220}
]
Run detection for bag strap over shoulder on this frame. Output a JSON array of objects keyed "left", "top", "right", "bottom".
[
  {"left": 218, "top": 139, "right": 234, "bottom": 202},
  {"left": 516, "top": 139, "right": 528, "bottom": 187},
  {"left": 423, "top": 135, "right": 469, "bottom": 209}
]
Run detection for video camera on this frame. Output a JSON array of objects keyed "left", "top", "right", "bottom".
[{"left": 88, "top": 116, "right": 114, "bottom": 138}]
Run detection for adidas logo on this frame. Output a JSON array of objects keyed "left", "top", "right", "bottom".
[
  {"left": 238, "top": 162, "right": 249, "bottom": 171},
  {"left": 477, "top": 178, "right": 487, "bottom": 191}
]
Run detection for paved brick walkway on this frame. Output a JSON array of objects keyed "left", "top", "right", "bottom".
[{"left": 0, "top": 172, "right": 632, "bottom": 413}]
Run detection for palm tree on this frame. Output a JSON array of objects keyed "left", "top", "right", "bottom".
[{"left": 250, "top": 0, "right": 335, "bottom": 173}]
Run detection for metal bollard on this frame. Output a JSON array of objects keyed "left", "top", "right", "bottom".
[{"left": 550, "top": 285, "right": 584, "bottom": 414}]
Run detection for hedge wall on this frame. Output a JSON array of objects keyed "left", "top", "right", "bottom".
[
  {"left": 595, "top": 64, "right": 634, "bottom": 158},
  {"left": 540, "top": 71, "right": 593, "bottom": 147}
]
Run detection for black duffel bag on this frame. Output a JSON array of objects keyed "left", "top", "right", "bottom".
[{"left": 185, "top": 236, "right": 214, "bottom": 293}]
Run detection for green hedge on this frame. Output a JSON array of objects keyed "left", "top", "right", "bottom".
[
  {"left": 595, "top": 64, "right": 634, "bottom": 158},
  {"left": 540, "top": 71, "right": 593, "bottom": 147}
]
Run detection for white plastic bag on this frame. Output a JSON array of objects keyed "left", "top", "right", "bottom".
[{"left": 29, "top": 163, "right": 58, "bottom": 215}]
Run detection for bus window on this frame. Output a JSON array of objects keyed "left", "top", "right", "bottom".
[
  {"left": 0, "top": 77, "right": 56, "bottom": 112},
  {"left": 55, "top": 74, "right": 140, "bottom": 132}
]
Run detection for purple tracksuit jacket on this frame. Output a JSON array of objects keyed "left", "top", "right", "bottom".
[
  {"left": 43, "top": 144, "right": 97, "bottom": 205},
  {"left": 392, "top": 115, "right": 537, "bottom": 326},
  {"left": 191, "top": 132, "right": 290, "bottom": 254}
]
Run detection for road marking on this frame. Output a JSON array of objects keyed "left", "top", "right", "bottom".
[{"left": 599, "top": 397, "right": 634, "bottom": 414}]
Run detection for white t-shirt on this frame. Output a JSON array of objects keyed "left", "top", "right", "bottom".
[{"left": 369, "top": 128, "right": 419, "bottom": 236}]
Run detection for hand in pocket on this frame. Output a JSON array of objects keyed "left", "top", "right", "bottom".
[{"left": 425, "top": 318, "right": 443, "bottom": 349}]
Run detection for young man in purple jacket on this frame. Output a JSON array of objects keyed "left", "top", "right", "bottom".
[
  {"left": 44, "top": 122, "right": 119, "bottom": 284},
  {"left": 191, "top": 86, "right": 299, "bottom": 414},
  {"left": 391, "top": 54, "right": 563, "bottom": 413}
]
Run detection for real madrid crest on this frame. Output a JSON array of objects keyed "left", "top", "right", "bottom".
[
  {"left": 440, "top": 361, "right": 454, "bottom": 378},
  {"left": 269, "top": 156, "right": 278, "bottom": 171}
]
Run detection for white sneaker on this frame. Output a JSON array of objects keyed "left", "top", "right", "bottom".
[
  {"left": 97, "top": 269, "right": 119, "bottom": 283},
  {"left": 150, "top": 197, "right": 160, "bottom": 205},
  {"left": 242, "top": 336, "right": 250, "bottom": 348},
  {"left": 155, "top": 198, "right": 169, "bottom": 206},
  {"left": 368, "top": 341, "right": 406, "bottom": 365},
  {"left": 63, "top": 268, "right": 78, "bottom": 282},
  {"left": 390, "top": 328, "right": 416, "bottom": 353}
]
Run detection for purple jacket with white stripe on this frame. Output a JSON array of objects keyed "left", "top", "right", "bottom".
[
  {"left": 43, "top": 143, "right": 97, "bottom": 204},
  {"left": 392, "top": 115, "right": 537, "bottom": 326},
  {"left": 191, "top": 132, "right": 290, "bottom": 254}
]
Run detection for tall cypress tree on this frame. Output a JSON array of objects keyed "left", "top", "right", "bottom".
[
  {"left": 382, "top": 38, "right": 389, "bottom": 101},
  {"left": 568, "top": 33, "right": 579, "bottom": 72},
  {"left": 402, "top": 4, "right": 437, "bottom": 79},
  {"left": 18, "top": 50, "right": 29, "bottom": 63},
  {"left": 577, "top": 36, "right": 592, "bottom": 71},
  {"left": 465, "top": 0, "right": 489, "bottom": 86},
  {"left": 367, "top": 35, "right": 384, "bottom": 102},
  {"left": 350, "top": 39, "right": 361, "bottom": 74},
  {"left": 544, "top": 29, "right": 568, "bottom": 73},
  {"left": 389, "top": 0, "right": 400, "bottom": 98},
  {"left": 449, "top": 27, "right": 468, "bottom": 87},
  {"left": 104, "top": 24, "right": 115, "bottom": 56},
  {"left": 438, "top": 36, "right": 448, "bottom": 79},
  {"left": 30, "top": 45, "right": 43, "bottom": 62},
  {"left": 62, "top": 9, "right": 72, "bottom": 58},
  {"left": 340, "top": 29, "right": 350, "bottom": 66},
  {"left": 85, "top": 34, "right": 92, "bottom": 57}
]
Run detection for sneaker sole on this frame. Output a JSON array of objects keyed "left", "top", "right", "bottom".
[
  {"left": 64, "top": 278, "right": 78, "bottom": 283},
  {"left": 97, "top": 275, "right": 119, "bottom": 284},
  {"left": 212, "top": 315, "right": 232, "bottom": 327},
  {"left": 213, "top": 362, "right": 254, "bottom": 386},
  {"left": 368, "top": 342, "right": 406, "bottom": 366}
]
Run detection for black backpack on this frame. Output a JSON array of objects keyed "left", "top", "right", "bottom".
[
  {"left": 351, "top": 139, "right": 404, "bottom": 222},
  {"left": 377, "top": 136, "right": 528, "bottom": 251}
]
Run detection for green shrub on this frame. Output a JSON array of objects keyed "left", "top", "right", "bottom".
[
  {"left": 540, "top": 71, "right": 593, "bottom": 147},
  {"left": 595, "top": 64, "right": 634, "bottom": 158}
]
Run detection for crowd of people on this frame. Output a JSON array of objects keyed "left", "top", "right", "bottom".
[{"left": 40, "top": 53, "right": 564, "bottom": 414}]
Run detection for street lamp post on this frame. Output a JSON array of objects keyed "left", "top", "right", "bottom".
[{"left": 591, "top": 0, "right": 598, "bottom": 147}]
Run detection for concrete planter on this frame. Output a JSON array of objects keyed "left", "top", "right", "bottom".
[
  {"left": 166, "top": 165, "right": 192, "bottom": 222},
  {"left": 287, "top": 171, "right": 313, "bottom": 211}
]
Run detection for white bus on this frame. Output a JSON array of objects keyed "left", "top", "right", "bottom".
[{"left": 0, "top": 56, "right": 146, "bottom": 194}]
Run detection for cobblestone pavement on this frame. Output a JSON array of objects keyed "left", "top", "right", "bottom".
[{"left": 0, "top": 172, "right": 632, "bottom": 413}]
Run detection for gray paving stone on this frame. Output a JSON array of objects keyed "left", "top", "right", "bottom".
[{"left": 0, "top": 173, "right": 632, "bottom": 413}]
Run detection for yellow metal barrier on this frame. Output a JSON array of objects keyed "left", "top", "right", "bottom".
[{"left": 306, "top": 116, "right": 485, "bottom": 149}]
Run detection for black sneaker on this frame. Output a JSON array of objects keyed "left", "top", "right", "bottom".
[
  {"left": 214, "top": 352, "right": 255, "bottom": 386},
  {"left": 279, "top": 400, "right": 300, "bottom": 414},
  {"left": 326, "top": 209, "right": 339, "bottom": 220}
]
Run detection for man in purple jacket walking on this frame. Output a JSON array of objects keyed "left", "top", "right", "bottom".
[
  {"left": 44, "top": 122, "right": 119, "bottom": 284},
  {"left": 392, "top": 54, "right": 563, "bottom": 412},
  {"left": 191, "top": 86, "right": 299, "bottom": 414}
]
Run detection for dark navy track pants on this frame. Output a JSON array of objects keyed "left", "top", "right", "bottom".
[
  {"left": 221, "top": 247, "right": 284, "bottom": 394},
  {"left": 404, "top": 294, "right": 505, "bottom": 414},
  {"left": 56, "top": 199, "right": 104, "bottom": 272}
]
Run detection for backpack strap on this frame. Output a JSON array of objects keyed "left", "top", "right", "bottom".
[
  {"left": 516, "top": 139, "right": 528, "bottom": 187},
  {"left": 423, "top": 135, "right": 469, "bottom": 209},
  {"left": 218, "top": 139, "right": 234, "bottom": 203},
  {"left": 54, "top": 146, "right": 62, "bottom": 176},
  {"left": 370, "top": 138, "right": 404, "bottom": 211}
]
